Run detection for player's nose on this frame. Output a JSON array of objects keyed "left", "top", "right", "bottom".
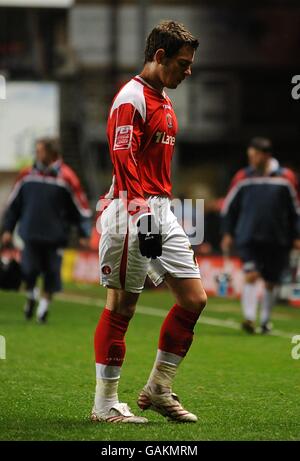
[{"left": 184, "top": 66, "right": 192, "bottom": 77}]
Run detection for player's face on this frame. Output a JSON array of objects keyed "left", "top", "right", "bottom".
[
  {"left": 162, "top": 45, "right": 195, "bottom": 89},
  {"left": 247, "top": 147, "right": 268, "bottom": 170},
  {"left": 36, "top": 142, "right": 52, "bottom": 166}
]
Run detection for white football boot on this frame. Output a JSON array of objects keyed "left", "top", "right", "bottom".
[
  {"left": 91, "top": 402, "right": 148, "bottom": 424},
  {"left": 137, "top": 385, "right": 198, "bottom": 422}
]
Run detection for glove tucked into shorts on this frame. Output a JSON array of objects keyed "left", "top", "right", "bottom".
[{"left": 137, "top": 215, "right": 162, "bottom": 259}]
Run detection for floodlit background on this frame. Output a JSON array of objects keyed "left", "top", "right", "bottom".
[
  {"left": 1, "top": 1, "right": 300, "bottom": 232},
  {"left": 1, "top": 0, "right": 300, "bottom": 293},
  {"left": 0, "top": 0, "right": 300, "bottom": 442}
]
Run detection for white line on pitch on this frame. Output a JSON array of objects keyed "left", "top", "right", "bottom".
[{"left": 56, "top": 292, "right": 295, "bottom": 339}]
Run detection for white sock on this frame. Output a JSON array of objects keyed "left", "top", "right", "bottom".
[
  {"left": 147, "top": 350, "right": 183, "bottom": 394},
  {"left": 94, "top": 364, "right": 120, "bottom": 414},
  {"left": 241, "top": 283, "right": 258, "bottom": 322},
  {"left": 27, "top": 287, "right": 39, "bottom": 301},
  {"left": 260, "top": 287, "right": 276, "bottom": 326},
  {"left": 36, "top": 298, "right": 49, "bottom": 318},
  {"left": 94, "top": 379, "right": 119, "bottom": 415}
]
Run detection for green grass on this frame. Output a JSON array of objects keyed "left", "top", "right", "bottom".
[{"left": 0, "top": 283, "right": 300, "bottom": 441}]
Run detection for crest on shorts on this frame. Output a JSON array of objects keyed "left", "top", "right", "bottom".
[{"left": 102, "top": 265, "right": 112, "bottom": 275}]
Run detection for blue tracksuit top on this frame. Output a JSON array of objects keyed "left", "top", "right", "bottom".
[
  {"left": 2, "top": 160, "right": 92, "bottom": 246},
  {"left": 221, "top": 158, "right": 300, "bottom": 248}
]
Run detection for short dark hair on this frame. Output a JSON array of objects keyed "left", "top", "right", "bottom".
[
  {"left": 36, "top": 137, "right": 61, "bottom": 159},
  {"left": 248, "top": 137, "right": 273, "bottom": 154},
  {"left": 144, "top": 20, "right": 199, "bottom": 63}
]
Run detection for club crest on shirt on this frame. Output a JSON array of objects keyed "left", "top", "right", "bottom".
[
  {"left": 114, "top": 125, "right": 133, "bottom": 150},
  {"left": 166, "top": 113, "right": 173, "bottom": 129}
]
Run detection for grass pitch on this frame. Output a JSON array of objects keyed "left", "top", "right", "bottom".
[{"left": 0, "top": 283, "right": 300, "bottom": 441}]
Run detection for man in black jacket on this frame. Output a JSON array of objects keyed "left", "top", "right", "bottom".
[
  {"left": 221, "top": 137, "right": 300, "bottom": 333},
  {"left": 1, "top": 138, "right": 92, "bottom": 323}
]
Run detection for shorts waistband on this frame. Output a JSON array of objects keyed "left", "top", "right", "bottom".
[{"left": 144, "top": 194, "right": 170, "bottom": 199}]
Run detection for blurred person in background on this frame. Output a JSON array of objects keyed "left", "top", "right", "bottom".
[
  {"left": 1, "top": 138, "right": 92, "bottom": 323},
  {"left": 92, "top": 20, "right": 207, "bottom": 424},
  {"left": 196, "top": 198, "right": 223, "bottom": 256},
  {"left": 221, "top": 137, "right": 300, "bottom": 334}
]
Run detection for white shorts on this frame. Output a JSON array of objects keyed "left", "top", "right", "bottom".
[{"left": 99, "top": 196, "right": 201, "bottom": 293}]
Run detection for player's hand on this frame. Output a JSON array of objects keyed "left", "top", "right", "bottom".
[
  {"left": 137, "top": 214, "right": 162, "bottom": 259},
  {"left": 293, "top": 239, "right": 300, "bottom": 250},
  {"left": 79, "top": 237, "right": 90, "bottom": 249},
  {"left": 1, "top": 231, "right": 12, "bottom": 247},
  {"left": 221, "top": 233, "right": 234, "bottom": 255}
]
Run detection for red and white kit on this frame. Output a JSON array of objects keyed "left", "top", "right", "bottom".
[{"left": 99, "top": 75, "right": 200, "bottom": 292}]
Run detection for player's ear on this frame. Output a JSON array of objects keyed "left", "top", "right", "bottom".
[{"left": 154, "top": 48, "right": 166, "bottom": 65}]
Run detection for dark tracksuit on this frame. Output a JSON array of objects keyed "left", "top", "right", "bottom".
[
  {"left": 221, "top": 159, "right": 300, "bottom": 282},
  {"left": 2, "top": 160, "right": 92, "bottom": 292}
]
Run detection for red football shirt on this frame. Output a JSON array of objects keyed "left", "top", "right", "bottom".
[{"left": 105, "top": 75, "right": 178, "bottom": 216}]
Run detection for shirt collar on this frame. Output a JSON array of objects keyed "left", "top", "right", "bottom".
[{"left": 134, "top": 75, "right": 167, "bottom": 98}]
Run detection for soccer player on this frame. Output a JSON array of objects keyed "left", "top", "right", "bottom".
[
  {"left": 221, "top": 137, "right": 300, "bottom": 334},
  {"left": 1, "top": 138, "right": 92, "bottom": 323},
  {"left": 92, "top": 21, "right": 207, "bottom": 424}
]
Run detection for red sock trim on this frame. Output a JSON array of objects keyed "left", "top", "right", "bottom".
[
  {"left": 94, "top": 308, "right": 130, "bottom": 366},
  {"left": 158, "top": 304, "right": 200, "bottom": 357}
]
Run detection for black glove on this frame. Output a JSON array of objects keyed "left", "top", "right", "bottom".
[{"left": 137, "top": 214, "right": 162, "bottom": 259}]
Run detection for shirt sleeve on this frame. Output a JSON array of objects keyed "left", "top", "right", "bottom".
[
  {"left": 108, "top": 102, "right": 150, "bottom": 219},
  {"left": 282, "top": 168, "right": 300, "bottom": 239},
  {"left": 1, "top": 169, "right": 29, "bottom": 233},
  {"left": 220, "top": 170, "right": 246, "bottom": 236},
  {"left": 61, "top": 165, "right": 92, "bottom": 238}
]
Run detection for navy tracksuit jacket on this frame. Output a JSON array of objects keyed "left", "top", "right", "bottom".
[
  {"left": 221, "top": 158, "right": 300, "bottom": 248},
  {"left": 2, "top": 160, "right": 92, "bottom": 247}
]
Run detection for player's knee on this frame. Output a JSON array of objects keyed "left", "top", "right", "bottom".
[
  {"left": 198, "top": 292, "right": 207, "bottom": 312},
  {"left": 107, "top": 289, "right": 138, "bottom": 318},
  {"left": 182, "top": 292, "right": 207, "bottom": 313},
  {"left": 117, "top": 303, "right": 136, "bottom": 319}
]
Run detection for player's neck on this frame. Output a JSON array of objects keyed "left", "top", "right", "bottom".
[
  {"left": 264, "top": 158, "right": 273, "bottom": 175},
  {"left": 256, "top": 159, "right": 271, "bottom": 176},
  {"left": 139, "top": 66, "right": 164, "bottom": 93}
]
